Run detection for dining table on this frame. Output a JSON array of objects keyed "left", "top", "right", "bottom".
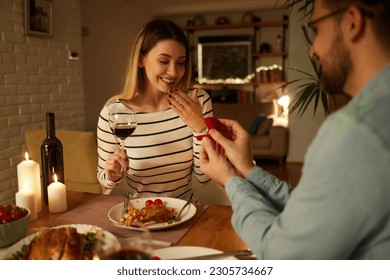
[{"left": 2, "top": 191, "right": 254, "bottom": 260}]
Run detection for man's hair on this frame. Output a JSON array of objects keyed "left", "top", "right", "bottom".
[{"left": 322, "top": 0, "right": 390, "bottom": 50}]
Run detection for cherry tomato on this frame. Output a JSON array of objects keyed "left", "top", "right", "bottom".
[
  {"left": 153, "top": 199, "right": 163, "bottom": 206},
  {"left": 145, "top": 200, "right": 154, "bottom": 207},
  {"left": 0, "top": 205, "right": 28, "bottom": 224},
  {"left": 151, "top": 256, "right": 160, "bottom": 260},
  {"left": 11, "top": 212, "right": 23, "bottom": 221},
  {"left": 0, "top": 208, "right": 7, "bottom": 220}
]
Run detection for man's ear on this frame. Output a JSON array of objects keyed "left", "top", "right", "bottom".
[{"left": 344, "top": 5, "right": 366, "bottom": 42}]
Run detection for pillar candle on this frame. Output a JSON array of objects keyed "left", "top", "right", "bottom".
[
  {"left": 15, "top": 185, "right": 37, "bottom": 221},
  {"left": 17, "top": 152, "right": 42, "bottom": 213},
  {"left": 48, "top": 174, "right": 67, "bottom": 213}
]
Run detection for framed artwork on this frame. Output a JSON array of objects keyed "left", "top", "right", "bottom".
[
  {"left": 25, "top": 0, "right": 53, "bottom": 36},
  {"left": 197, "top": 36, "right": 252, "bottom": 83}
]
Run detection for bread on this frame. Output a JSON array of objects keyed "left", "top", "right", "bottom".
[{"left": 27, "top": 227, "right": 88, "bottom": 260}]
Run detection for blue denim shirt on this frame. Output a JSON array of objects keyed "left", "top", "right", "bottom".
[{"left": 226, "top": 65, "right": 390, "bottom": 259}]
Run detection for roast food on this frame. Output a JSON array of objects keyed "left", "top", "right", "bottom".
[
  {"left": 12, "top": 227, "right": 97, "bottom": 260},
  {"left": 121, "top": 203, "right": 177, "bottom": 226},
  {"left": 140, "top": 204, "right": 176, "bottom": 223}
]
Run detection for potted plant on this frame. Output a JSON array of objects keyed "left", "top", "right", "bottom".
[{"left": 278, "top": 0, "right": 350, "bottom": 117}]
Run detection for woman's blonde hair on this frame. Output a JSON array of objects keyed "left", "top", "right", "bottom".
[{"left": 107, "top": 19, "right": 191, "bottom": 104}]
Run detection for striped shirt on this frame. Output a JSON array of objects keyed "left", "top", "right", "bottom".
[{"left": 97, "top": 89, "right": 213, "bottom": 201}]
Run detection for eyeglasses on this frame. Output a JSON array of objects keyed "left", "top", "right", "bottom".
[{"left": 302, "top": 7, "right": 374, "bottom": 45}]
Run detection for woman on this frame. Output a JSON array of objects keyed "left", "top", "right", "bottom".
[{"left": 97, "top": 19, "right": 213, "bottom": 200}]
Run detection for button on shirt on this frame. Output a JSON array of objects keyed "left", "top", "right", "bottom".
[{"left": 226, "top": 65, "right": 390, "bottom": 259}]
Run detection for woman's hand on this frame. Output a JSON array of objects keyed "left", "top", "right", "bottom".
[
  {"left": 167, "top": 88, "right": 207, "bottom": 132},
  {"left": 105, "top": 148, "right": 129, "bottom": 181}
]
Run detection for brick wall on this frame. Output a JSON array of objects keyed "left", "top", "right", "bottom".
[{"left": 0, "top": 0, "right": 85, "bottom": 204}]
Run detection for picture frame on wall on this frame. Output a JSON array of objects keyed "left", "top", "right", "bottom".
[
  {"left": 197, "top": 36, "right": 252, "bottom": 83},
  {"left": 25, "top": 0, "right": 53, "bottom": 36}
]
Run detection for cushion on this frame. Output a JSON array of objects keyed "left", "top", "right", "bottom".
[
  {"left": 251, "top": 136, "right": 271, "bottom": 148},
  {"left": 257, "top": 118, "right": 273, "bottom": 136},
  {"left": 247, "top": 114, "right": 266, "bottom": 135}
]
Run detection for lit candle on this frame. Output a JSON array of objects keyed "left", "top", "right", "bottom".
[
  {"left": 17, "top": 152, "right": 42, "bottom": 213},
  {"left": 15, "top": 184, "right": 37, "bottom": 221},
  {"left": 47, "top": 174, "right": 67, "bottom": 213}
]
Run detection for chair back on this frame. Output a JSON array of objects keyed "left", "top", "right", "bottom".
[{"left": 24, "top": 129, "right": 102, "bottom": 194}]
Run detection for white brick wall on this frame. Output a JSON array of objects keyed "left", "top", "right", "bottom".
[{"left": 0, "top": 0, "right": 85, "bottom": 204}]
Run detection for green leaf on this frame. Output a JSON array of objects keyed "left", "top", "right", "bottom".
[
  {"left": 275, "top": 0, "right": 352, "bottom": 118},
  {"left": 279, "top": 0, "right": 314, "bottom": 19}
]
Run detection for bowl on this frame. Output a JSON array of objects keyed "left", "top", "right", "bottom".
[{"left": 0, "top": 207, "right": 31, "bottom": 248}]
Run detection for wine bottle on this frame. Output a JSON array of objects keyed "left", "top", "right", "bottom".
[{"left": 40, "top": 112, "right": 65, "bottom": 204}]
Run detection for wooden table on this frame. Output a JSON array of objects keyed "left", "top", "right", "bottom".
[{"left": 29, "top": 191, "right": 250, "bottom": 253}]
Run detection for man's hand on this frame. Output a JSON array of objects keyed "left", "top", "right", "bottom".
[
  {"left": 200, "top": 118, "right": 256, "bottom": 185},
  {"left": 205, "top": 119, "right": 256, "bottom": 178},
  {"left": 200, "top": 137, "right": 240, "bottom": 186}
]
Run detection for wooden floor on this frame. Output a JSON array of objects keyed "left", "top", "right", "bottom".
[{"left": 255, "top": 159, "right": 303, "bottom": 188}]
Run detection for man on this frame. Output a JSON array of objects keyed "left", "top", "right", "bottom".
[{"left": 200, "top": 0, "right": 390, "bottom": 259}]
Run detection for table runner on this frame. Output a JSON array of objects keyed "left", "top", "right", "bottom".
[{"left": 43, "top": 195, "right": 209, "bottom": 244}]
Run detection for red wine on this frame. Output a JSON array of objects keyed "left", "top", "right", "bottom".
[
  {"left": 113, "top": 125, "right": 136, "bottom": 140},
  {"left": 41, "top": 112, "right": 65, "bottom": 204},
  {"left": 101, "top": 249, "right": 150, "bottom": 260}
]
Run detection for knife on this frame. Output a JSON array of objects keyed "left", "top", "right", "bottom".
[{"left": 172, "top": 249, "right": 254, "bottom": 260}]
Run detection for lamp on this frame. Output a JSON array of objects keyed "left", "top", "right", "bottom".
[{"left": 277, "top": 95, "right": 290, "bottom": 118}]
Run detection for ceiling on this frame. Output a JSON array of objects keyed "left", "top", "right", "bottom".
[{"left": 133, "top": 0, "right": 286, "bottom": 16}]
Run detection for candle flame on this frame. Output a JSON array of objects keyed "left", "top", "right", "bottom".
[
  {"left": 54, "top": 174, "right": 58, "bottom": 183},
  {"left": 25, "top": 152, "right": 29, "bottom": 160}
]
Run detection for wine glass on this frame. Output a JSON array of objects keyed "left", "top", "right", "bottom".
[
  {"left": 107, "top": 102, "right": 137, "bottom": 174},
  {"left": 94, "top": 227, "right": 153, "bottom": 260}
]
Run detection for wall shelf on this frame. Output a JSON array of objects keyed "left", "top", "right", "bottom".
[
  {"left": 182, "top": 20, "right": 288, "bottom": 31},
  {"left": 252, "top": 52, "right": 288, "bottom": 58},
  {"left": 192, "top": 81, "right": 286, "bottom": 90},
  {"left": 182, "top": 15, "right": 289, "bottom": 104}
]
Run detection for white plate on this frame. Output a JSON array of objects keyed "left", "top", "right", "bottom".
[
  {"left": 107, "top": 197, "right": 196, "bottom": 231},
  {"left": 152, "top": 246, "right": 237, "bottom": 260},
  {"left": 2, "top": 224, "right": 120, "bottom": 260}
]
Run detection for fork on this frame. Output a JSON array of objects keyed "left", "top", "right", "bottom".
[
  {"left": 173, "top": 200, "right": 192, "bottom": 222},
  {"left": 121, "top": 191, "right": 131, "bottom": 217}
]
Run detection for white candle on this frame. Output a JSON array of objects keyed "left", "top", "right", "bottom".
[
  {"left": 15, "top": 185, "right": 37, "bottom": 221},
  {"left": 17, "top": 152, "right": 42, "bottom": 213},
  {"left": 48, "top": 174, "right": 67, "bottom": 213}
]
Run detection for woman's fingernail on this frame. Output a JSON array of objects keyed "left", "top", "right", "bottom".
[
  {"left": 168, "top": 89, "right": 173, "bottom": 94},
  {"left": 167, "top": 93, "right": 171, "bottom": 98}
]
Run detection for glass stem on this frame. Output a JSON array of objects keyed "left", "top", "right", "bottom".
[{"left": 120, "top": 140, "right": 125, "bottom": 150}]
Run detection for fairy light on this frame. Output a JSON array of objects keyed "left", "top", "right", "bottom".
[{"left": 196, "top": 64, "right": 283, "bottom": 85}]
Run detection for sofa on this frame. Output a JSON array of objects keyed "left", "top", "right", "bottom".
[
  {"left": 213, "top": 102, "right": 289, "bottom": 163},
  {"left": 24, "top": 129, "right": 102, "bottom": 194}
]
